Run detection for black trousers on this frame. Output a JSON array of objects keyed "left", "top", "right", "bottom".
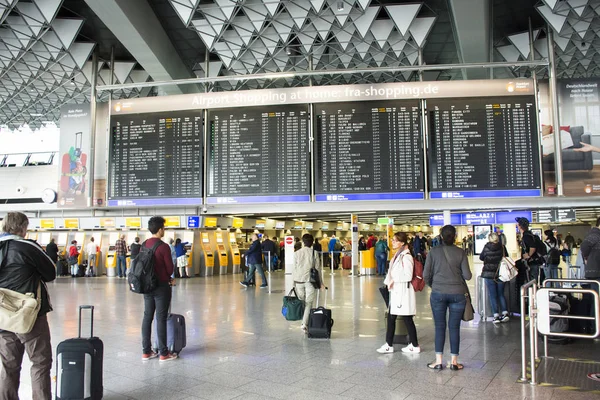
[
  {"left": 142, "top": 283, "right": 171, "bottom": 355},
  {"left": 386, "top": 314, "right": 419, "bottom": 347}
]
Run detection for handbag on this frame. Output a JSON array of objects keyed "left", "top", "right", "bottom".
[
  {"left": 309, "top": 250, "right": 321, "bottom": 289},
  {"left": 498, "top": 248, "right": 518, "bottom": 282},
  {"left": 0, "top": 283, "right": 41, "bottom": 334},
  {"left": 282, "top": 288, "right": 305, "bottom": 321},
  {"left": 442, "top": 246, "right": 474, "bottom": 322}
]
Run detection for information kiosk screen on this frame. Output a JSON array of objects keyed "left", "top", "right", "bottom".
[
  {"left": 108, "top": 111, "right": 203, "bottom": 206},
  {"left": 206, "top": 105, "right": 310, "bottom": 203},
  {"left": 428, "top": 96, "right": 541, "bottom": 199},
  {"left": 314, "top": 100, "right": 424, "bottom": 201}
]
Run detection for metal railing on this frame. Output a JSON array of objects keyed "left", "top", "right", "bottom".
[
  {"left": 0, "top": 151, "right": 57, "bottom": 167},
  {"left": 520, "top": 278, "right": 600, "bottom": 385}
]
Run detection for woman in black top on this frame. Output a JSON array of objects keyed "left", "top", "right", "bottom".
[{"left": 479, "top": 233, "right": 509, "bottom": 324}]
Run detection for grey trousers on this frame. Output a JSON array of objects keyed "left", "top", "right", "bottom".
[
  {"left": 295, "top": 282, "right": 317, "bottom": 326},
  {"left": 0, "top": 314, "right": 53, "bottom": 400}
]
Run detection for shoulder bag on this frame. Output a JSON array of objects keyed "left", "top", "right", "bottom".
[
  {"left": 0, "top": 243, "right": 42, "bottom": 333},
  {"left": 282, "top": 287, "right": 304, "bottom": 321},
  {"left": 497, "top": 247, "right": 518, "bottom": 282},
  {"left": 442, "top": 245, "right": 474, "bottom": 321},
  {"left": 309, "top": 250, "right": 321, "bottom": 289}
]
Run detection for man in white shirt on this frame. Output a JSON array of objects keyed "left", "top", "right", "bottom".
[{"left": 86, "top": 237, "right": 98, "bottom": 277}]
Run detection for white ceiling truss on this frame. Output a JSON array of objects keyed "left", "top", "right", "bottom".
[
  {"left": 169, "top": 0, "right": 438, "bottom": 90},
  {"left": 514, "top": 0, "right": 600, "bottom": 78},
  {"left": 0, "top": 0, "right": 152, "bottom": 129}
]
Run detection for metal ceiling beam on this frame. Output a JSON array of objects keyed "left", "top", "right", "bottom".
[
  {"left": 96, "top": 60, "right": 548, "bottom": 91},
  {"left": 448, "top": 0, "right": 491, "bottom": 80},
  {"left": 84, "top": 0, "right": 198, "bottom": 95}
]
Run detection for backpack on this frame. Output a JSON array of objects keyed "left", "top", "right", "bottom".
[
  {"left": 128, "top": 240, "right": 162, "bottom": 294},
  {"left": 375, "top": 241, "right": 388, "bottom": 254},
  {"left": 411, "top": 257, "right": 426, "bottom": 292},
  {"left": 546, "top": 241, "right": 561, "bottom": 264},
  {"left": 523, "top": 232, "right": 546, "bottom": 262}
]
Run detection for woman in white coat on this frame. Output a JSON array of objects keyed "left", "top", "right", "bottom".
[{"left": 377, "top": 232, "right": 420, "bottom": 354}]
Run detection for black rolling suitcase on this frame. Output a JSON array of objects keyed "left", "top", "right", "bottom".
[
  {"left": 307, "top": 287, "right": 334, "bottom": 339},
  {"left": 56, "top": 305, "right": 103, "bottom": 400}
]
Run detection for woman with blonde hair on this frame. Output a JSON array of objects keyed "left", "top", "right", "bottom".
[{"left": 479, "top": 232, "right": 509, "bottom": 324}]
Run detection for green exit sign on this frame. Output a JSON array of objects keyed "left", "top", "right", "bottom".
[{"left": 377, "top": 218, "right": 393, "bottom": 225}]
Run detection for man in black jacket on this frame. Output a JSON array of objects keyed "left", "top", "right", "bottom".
[
  {"left": 581, "top": 217, "right": 600, "bottom": 280},
  {"left": 0, "top": 212, "right": 56, "bottom": 400},
  {"left": 261, "top": 235, "right": 278, "bottom": 271},
  {"left": 129, "top": 236, "right": 142, "bottom": 274}
]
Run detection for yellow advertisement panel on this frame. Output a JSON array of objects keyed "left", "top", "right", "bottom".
[
  {"left": 205, "top": 217, "right": 217, "bottom": 227},
  {"left": 232, "top": 218, "right": 243, "bottom": 228},
  {"left": 100, "top": 218, "right": 115, "bottom": 228},
  {"left": 164, "top": 216, "right": 181, "bottom": 228},
  {"left": 40, "top": 219, "right": 55, "bottom": 229},
  {"left": 64, "top": 218, "right": 79, "bottom": 229},
  {"left": 124, "top": 217, "right": 141, "bottom": 228}
]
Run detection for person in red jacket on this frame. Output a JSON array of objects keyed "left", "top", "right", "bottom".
[
  {"left": 140, "top": 216, "right": 177, "bottom": 362},
  {"left": 68, "top": 240, "right": 80, "bottom": 277}
]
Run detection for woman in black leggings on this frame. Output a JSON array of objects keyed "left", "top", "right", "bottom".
[{"left": 377, "top": 232, "right": 420, "bottom": 354}]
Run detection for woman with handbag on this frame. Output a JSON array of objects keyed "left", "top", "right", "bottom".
[
  {"left": 479, "top": 233, "right": 509, "bottom": 324},
  {"left": 292, "top": 233, "right": 323, "bottom": 332},
  {"left": 423, "top": 225, "right": 472, "bottom": 370},
  {"left": 377, "top": 232, "right": 420, "bottom": 354}
]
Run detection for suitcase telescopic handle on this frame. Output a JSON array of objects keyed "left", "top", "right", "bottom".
[{"left": 79, "top": 305, "right": 94, "bottom": 338}]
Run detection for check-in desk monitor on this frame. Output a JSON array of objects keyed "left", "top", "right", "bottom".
[
  {"left": 229, "top": 232, "right": 241, "bottom": 274},
  {"left": 38, "top": 232, "right": 51, "bottom": 250},
  {"left": 200, "top": 232, "right": 214, "bottom": 276},
  {"left": 214, "top": 232, "right": 228, "bottom": 275}
]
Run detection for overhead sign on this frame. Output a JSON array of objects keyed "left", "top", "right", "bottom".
[
  {"left": 558, "top": 209, "right": 576, "bottom": 222},
  {"left": 204, "top": 217, "right": 217, "bottom": 228},
  {"left": 305, "top": 222, "right": 314, "bottom": 230},
  {"left": 187, "top": 216, "right": 200, "bottom": 229},
  {"left": 536, "top": 210, "right": 555, "bottom": 223},
  {"left": 40, "top": 219, "right": 55, "bottom": 229},
  {"left": 164, "top": 216, "right": 181, "bottom": 228},
  {"left": 232, "top": 218, "right": 244, "bottom": 228},
  {"left": 64, "top": 218, "right": 79, "bottom": 229},
  {"left": 293, "top": 221, "right": 304, "bottom": 229},
  {"left": 125, "top": 217, "right": 141, "bottom": 228},
  {"left": 321, "top": 222, "right": 329, "bottom": 230},
  {"left": 255, "top": 219, "right": 266, "bottom": 228},
  {"left": 430, "top": 211, "right": 533, "bottom": 226},
  {"left": 377, "top": 217, "right": 392, "bottom": 225},
  {"left": 100, "top": 218, "right": 115, "bottom": 228}
]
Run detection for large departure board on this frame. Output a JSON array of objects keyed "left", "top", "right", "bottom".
[
  {"left": 428, "top": 96, "right": 541, "bottom": 198},
  {"left": 314, "top": 101, "right": 424, "bottom": 201},
  {"left": 108, "top": 111, "right": 203, "bottom": 206},
  {"left": 207, "top": 105, "right": 310, "bottom": 203}
]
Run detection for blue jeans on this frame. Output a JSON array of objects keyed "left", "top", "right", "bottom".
[
  {"left": 117, "top": 255, "right": 127, "bottom": 277},
  {"left": 430, "top": 291, "right": 466, "bottom": 356},
  {"left": 376, "top": 253, "right": 387, "bottom": 275},
  {"left": 247, "top": 263, "right": 267, "bottom": 286},
  {"left": 484, "top": 278, "right": 507, "bottom": 316}
]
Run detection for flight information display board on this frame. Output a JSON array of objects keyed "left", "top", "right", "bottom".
[
  {"left": 428, "top": 96, "right": 541, "bottom": 198},
  {"left": 108, "top": 111, "right": 203, "bottom": 206},
  {"left": 206, "top": 105, "right": 310, "bottom": 203},
  {"left": 314, "top": 101, "right": 424, "bottom": 201}
]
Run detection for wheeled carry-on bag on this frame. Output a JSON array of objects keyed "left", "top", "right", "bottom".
[
  {"left": 477, "top": 276, "right": 518, "bottom": 320},
  {"left": 153, "top": 290, "right": 186, "bottom": 355},
  {"left": 341, "top": 255, "right": 352, "bottom": 270},
  {"left": 56, "top": 305, "right": 104, "bottom": 400},
  {"left": 307, "top": 287, "right": 334, "bottom": 339}
]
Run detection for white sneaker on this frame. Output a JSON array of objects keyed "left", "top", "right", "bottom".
[
  {"left": 376, "top": 344, "right": 394, "bottom": 354},
  {"left": 401, "top": 344, "right": 421, "bottom": 353}
]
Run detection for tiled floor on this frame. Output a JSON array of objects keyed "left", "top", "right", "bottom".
[{"left": 13, "top": 270, "right": 600, "bottom": 400}]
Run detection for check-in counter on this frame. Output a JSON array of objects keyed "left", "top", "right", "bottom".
[
  {"left": 229, "top": 232, "right": 241, "bottom": 274},
  {"left": 199, "top": 232, "right": 214, "bottom": 276},
  {"left": 215, "top": 231, "right": 228, "bottom": 275}
]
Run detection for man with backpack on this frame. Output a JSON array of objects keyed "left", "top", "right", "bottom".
[
  {"left": 516, "top": 217, "right": 545, "bottom": 284},
  {"left": 138, "top": 216, "right": 177, "bottom": 362},
  {"left": 581, "top": 217, "right": 600, "bottom": 281}
]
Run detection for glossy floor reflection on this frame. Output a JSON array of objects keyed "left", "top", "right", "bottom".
[{"left": 14, "top": 271, "right": 600, "bottom": 399}]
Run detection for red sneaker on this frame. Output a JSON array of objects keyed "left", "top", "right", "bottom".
[
  {"left": 142, "top": 351, "right": 158, "bottom": 361},
  {"left": 159, "top": 352, "right": 178, "bottom": 362}
]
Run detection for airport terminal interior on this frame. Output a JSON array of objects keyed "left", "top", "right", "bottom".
[{"left": 2, "top": 0, "right": 600, "bottom": 399}]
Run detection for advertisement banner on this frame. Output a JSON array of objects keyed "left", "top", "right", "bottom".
[
  {"left": 539, "top": 79, "right": 600, "bottom": 196},
  {"left": 58, "top": 104, "right": 92, "bottom": 208}
]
